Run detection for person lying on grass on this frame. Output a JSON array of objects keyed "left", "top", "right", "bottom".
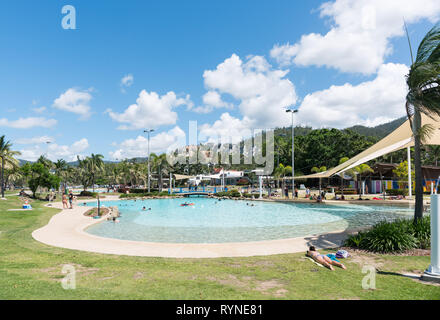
[{"left": 306, "top": 246, "right": 346, "bottom": 271}]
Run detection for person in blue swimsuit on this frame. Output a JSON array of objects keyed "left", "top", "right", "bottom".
[{"left": 306, "top": 246, "right": 346, "bottom": 271}]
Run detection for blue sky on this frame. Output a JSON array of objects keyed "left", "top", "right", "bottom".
[{"left": 0, "top": 0, "right": 439, "bottom": 161}]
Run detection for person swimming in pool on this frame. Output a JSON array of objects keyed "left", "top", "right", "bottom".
[{"left": 306, "top": 246, "right": 346, "bottom": 271}]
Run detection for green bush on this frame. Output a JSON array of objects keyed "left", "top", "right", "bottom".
[
  {"left": 130, "top": 188, "right": 148, "bottom": 194},
  {"left": 119, "top": 192, "right": 179, "bottom": 198},
  {"left": 79, "top": 191, "right": 98, "bottom": 197},
  {"left": 386, "top": 189, "right": 408, "bottom": 196},
  {"left": 407, "top": 216, "right": 431, "bottom": 249},
  {"left": 216, "top": 189, "right": 242, "bottom": 198},
  {"left": 344, "top": 232, "right": 365, "bottom": 248},
  {"left": 344, "top": 218, "right": 429, "bottom": 253}
]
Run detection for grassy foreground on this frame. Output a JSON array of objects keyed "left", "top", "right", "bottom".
[{"left": 0, "top": 196, "right": 439, "bottom": 300}]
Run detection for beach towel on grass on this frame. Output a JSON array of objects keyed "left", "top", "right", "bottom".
[{"left": 305, "top": 257, "right": 324, "bottom": 268}]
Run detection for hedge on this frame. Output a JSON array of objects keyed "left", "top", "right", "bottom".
[
  {"left": 79, "top": 191, "right": 98, "bottom": 197},
  {"left": 386, "top": 189, "right": 408, "bottom": 196}
]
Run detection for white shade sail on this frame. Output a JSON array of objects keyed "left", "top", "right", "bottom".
[{"left": 290, "top": 113, "right": 440, "bottom": 180}]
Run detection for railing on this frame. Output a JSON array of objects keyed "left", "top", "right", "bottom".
[{"left": 169, "top": 186, "right": 226, "bottom": 194}]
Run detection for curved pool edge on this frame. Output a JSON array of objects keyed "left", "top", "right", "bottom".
[{"left": 32, "top": 197, "right": 353, "bottom": 258}]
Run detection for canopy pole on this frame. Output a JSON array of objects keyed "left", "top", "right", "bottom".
[
  {"left": 422, "top": 194, "right": 440, "bottom": 282},
  {"left": 408, "top": 146, "right": 412, "bottom": 199}
]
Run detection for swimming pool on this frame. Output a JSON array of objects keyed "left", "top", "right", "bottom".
[{"left": 83, "top": 198, "right": 414, "bottom": 243}]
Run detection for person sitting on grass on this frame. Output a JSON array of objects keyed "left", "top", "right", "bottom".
[{"left": 306, "top": 246, "right": 346, "bottom": 271}]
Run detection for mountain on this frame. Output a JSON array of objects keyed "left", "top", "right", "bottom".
[
  {"left": 17, "top": 117, "right": 408, "bottom": 165},
  {"left": 345, "top": 117, "right": 407, "bottom": 138}
]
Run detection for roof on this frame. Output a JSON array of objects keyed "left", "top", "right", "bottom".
[{"left": 286, "top": 113, "right": 440, "bottom": 180}]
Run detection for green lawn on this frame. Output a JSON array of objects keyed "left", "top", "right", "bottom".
[{"left": 0, "top": 196, "right": 439, "bottom": 300}]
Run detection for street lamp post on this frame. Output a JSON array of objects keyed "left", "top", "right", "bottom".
[
  {"left": 144, "top": 129, "right": 154, "bottom": 193},
  {"left": 286, "top": 108, "right": 298, "bottom": 199}
]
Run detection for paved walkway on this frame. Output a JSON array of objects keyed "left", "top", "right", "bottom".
[{"left": 32, "top": 197, "right": 351, "bottom": 259}]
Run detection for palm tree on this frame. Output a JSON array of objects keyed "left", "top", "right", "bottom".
[
  {"left": 88, "top": 154, "right": 104, "bottom": 192},
  {"left": 427, "top": 145, "right": 440, "bottom": 166},
  {"left": 37, "top": 155, "right": 53, "bottom": 169},
  {"left": 406, "top": 22, "right": 440, "bottom": 221},
  {"left": 311, "top": 166, "right": 327, "bottom": 193},
  {"left": 274, "top": 164, "right": 292, "bottom": 197},
  {"left": 54, "top": 159, "right": 68, "bottom": 193},
  {"left": 352, "top": 164, "right": 374, "bottom": 198},
  {"left": 0, "top": 136, "right": 21, "bottom": 198},
  {"left": 339, "top": 157, "right": 349, "bottom": 195}
]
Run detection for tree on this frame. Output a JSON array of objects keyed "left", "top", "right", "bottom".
[
  {"left": 274, "top": 164, "right": 292, "bottom": 196},
  {"left": 393, "top": 161, "right": 415, "bottom": 190},
  {"left": 25, "top": 163, "right": 61, "bottom": 198},
  {"left": 339, "top": 157, "right": 350, "bottom": 195},
  {"left": 37, "top": 155, "right": 53, "bottom": 169},
  {"left": 54, "top": 159, "right": 69, "bottom": 193},
  {"left": 0, "top": 136, "right": 21, "bottom": 198},
  {"left": 77, "top": 156, "right": 92, "bottom": 191},
  {"left": 406, "top": 22, "right": 440, "bottom": 221},
  {"left": 352, "top": 164, "right": 374, "bottom": 197},
  {"left": 311, "top": 166, "right": 327, "bottom": 193},
  {"left": 427, "top": 145, "right": 440, "bottom": 166},
  {"left": 88, "top": 154, "right": 104, "bottom": 192}
]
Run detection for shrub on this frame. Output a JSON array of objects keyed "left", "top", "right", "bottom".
[
  {"left": 216, "top": 189, "right": 242, "bottom": 198},
  {"left": 344, "top": 232, "right": 365, "bottom": 248},
  {"left": 79, "top": 191, "right": 98, "bottom": 197},
  {"left": 344, "top": 219, "right": 420, "bottom": 253},
  {"left": 408, "top": 216, "right": 431, "bottom": 249},
  {"left": 130, "top": 188, "right": 148, "bottom": 194},
  {"left": 386, "top": 189, "right": 408, "bottom": 196}
]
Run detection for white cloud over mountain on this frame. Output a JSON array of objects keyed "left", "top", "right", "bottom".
[
  {"left": 296, "top": 63, "right": 409, "bottom": 128},
  {"left": 270, "top": 0, "right": 440, "bottom": 74}
]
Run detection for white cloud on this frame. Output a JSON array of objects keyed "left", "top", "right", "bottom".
[
  {"left": 15, "top": 136, "right": 55, "bottom": 145},
  {"left": 202, "top": 54, "right": 297, "bottom": 130},
  {"left": 0, "top": 117, "right": 57, "bottom": 129},
  {"left": 199, "top": 113, "right": 253, "bottom": 144},
  {"left": 120, "top": 74, "right": 134, "bottom": 93},
  {"left": 270, "top": 0, "right": 440, "bottom": 74},
  {"left": 296, "top": 63, "right": 409, "bottom": 128},
  {"left": 109, "top": 126, "right": 186, "bottom": 159},
  {"left": 32, "top": 106, "right": 47, "bottom": 114},
  {"left": 19, "top": 138, "right": 89, "bottom": 162},
  {"left": 190, "top": 91, "right": 234, "bottom": 114},
  {"left": 107, "top": 90, "right": 192, "bottom": 130},
  {"left": 53, "top": 88, "right": 92, "bottom": 119}
]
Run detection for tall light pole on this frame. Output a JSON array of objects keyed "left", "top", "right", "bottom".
[
  {"left": 286, "top": 108, "right": 298, "bottom": 199},
  {"left": 144, "top": 129, "right": 154, "bottom": 193}
]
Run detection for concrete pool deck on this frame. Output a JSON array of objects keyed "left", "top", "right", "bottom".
[{"left": 32, "top": 197, "right": 356, "bottom": 258}]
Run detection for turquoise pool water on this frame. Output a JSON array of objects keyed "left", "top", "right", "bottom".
[{"left": 83, "top": 198, "right": 414, "bottom": 243}]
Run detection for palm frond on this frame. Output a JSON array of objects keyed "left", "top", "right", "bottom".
[
  {"left": 416, "top": 22, "right": 440, "bottom": 63},
  {"left": 418, "top": 124, "right": 436, "bottom": 145}
]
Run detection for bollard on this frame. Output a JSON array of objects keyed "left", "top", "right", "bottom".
[{"left": 423, "top": 194, "right": 440, "bottom": 282}]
